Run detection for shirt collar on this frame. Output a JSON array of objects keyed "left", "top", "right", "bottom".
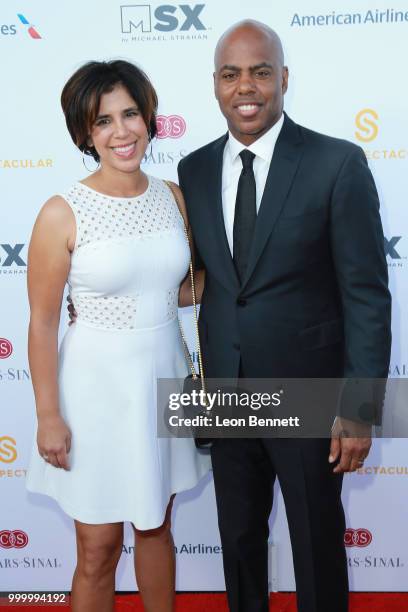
[{"left": 226, "top": 113, "right": 285, "bottom": 164}]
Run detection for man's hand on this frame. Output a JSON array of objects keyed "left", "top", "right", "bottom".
[
  {"left": 67, "top": 295, "right": 77, "bottom": 325},
  {"left": 329, "top": 417, "right": 372, "bottom": 473}
]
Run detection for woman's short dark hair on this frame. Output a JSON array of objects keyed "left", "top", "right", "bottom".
[{"left": 61, "top": 60, "right": 158, "bottom": 162}]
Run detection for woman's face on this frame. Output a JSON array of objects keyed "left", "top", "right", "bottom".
[{"left": 89, "top": 84, "right": 149, "bottom": 173}]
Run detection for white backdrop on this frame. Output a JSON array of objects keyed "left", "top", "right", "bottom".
[{"left": 1, "top": 0, "right": 407, "bottom": 593}]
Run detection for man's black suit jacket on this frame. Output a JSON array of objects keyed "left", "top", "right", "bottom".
[{"left": 178, "top": 114, "right": 391, "bottom": 423}]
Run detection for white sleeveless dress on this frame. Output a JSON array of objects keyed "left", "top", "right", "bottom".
[{"left": 27, "top": 175, "right": 210, "bottom": 529}]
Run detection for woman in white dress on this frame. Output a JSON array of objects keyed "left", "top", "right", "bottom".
[{"left": 26, "top": 60, "right": 210, "bottom": 612}]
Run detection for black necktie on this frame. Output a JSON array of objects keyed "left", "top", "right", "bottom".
[{"left": 233, "top": 150, "right": 256, "bottom": 282}]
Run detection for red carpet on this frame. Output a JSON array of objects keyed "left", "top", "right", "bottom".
[
  {"left": 118, "top": 593, "right": 407, "bottom": 611},
  {"left": 1, "top": 593, "right": 407, "bottom": 610}
]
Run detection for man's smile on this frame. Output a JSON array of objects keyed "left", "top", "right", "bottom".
[{"left": 234, "top": 103, "right": 262, "bottom": 119}]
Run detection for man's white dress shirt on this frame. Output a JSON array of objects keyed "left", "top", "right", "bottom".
[{"left": 221, "top": 113, "right": 284, "bottom": 255}]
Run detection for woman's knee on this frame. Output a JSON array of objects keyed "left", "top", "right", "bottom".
[
  {"left": 134, "top": 515, "right": 173, "bottom": 544},
  {"left": 75, "top": 524, "right": 123, "bottom": 579},
  {"left": 134, "top": 520, "right": 172, "bottom": 543},
  {"left": 133, "top": 496, "right": 175, "bottom": 542}
]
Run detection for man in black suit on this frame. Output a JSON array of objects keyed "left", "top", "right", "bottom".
[{"left": 178, "top": 20, "right": 391, "bottom": 612}]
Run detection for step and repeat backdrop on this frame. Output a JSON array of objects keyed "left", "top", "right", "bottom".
[{"left": 1, "top": 0, "right": 407, "bottom": 593}]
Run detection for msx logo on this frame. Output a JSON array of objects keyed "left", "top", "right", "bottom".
[
  {"left": 0, "top": 244, "right": 26, "bottom": 267},
  {"left": 384, "top": 236, "right": 402, "bottom": 260},
  {"left": 121, "top": 4, "right": 206, "bottom": 33}
]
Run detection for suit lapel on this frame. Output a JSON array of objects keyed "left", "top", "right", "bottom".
[
  {"left": 203, "top": 135, "right": 240, "bottom": 291},
  {"left": 241, "top": 115, "right": 305, "bottom": 289}
]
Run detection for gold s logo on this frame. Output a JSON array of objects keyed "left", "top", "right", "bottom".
[
  {"left": 355, "top": 109, "right": 379, "bottom": 142},
  {"left": 0, "top": 436, "right": 17, "bottom": 463}
]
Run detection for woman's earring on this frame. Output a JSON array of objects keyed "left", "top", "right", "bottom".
[
  {"left": 146, "top": 130, "right": 153, "bottom": 159},
  {"left": 82, "top": 151, "right": 100, "bottom": 172}
]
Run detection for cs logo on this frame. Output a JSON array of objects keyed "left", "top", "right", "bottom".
[
  {"left": 121, "top": 4, "right": 206, "bottom": 33},
  {"left": 355, "top": 109, "right": 378, "bottom": 143},
  {"left": 0, "top": 338, "right": 13, "bottom": 359},
  {"left": 0, "top": 530, "right": 28, "bottom": 549},
  {"left": 0, "top": 436, "right": 18, "bottom": 464},
  {"left": 156, "top": 115, "right": 186, "bottom": 139},
  {"left": 344, "top": 528, "right": 372, "bottom": 548}
]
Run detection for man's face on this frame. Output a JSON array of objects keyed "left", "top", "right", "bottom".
[{"left": 214, "top": 27, "right": 288, "bottom": 145}]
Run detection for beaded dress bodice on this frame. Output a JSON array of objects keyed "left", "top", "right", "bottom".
[{"left": 63, "top": 175, "right": 189, "bottom": 331}]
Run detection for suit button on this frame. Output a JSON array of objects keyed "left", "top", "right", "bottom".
[
  {"left": 237, "top": 298, "right": 247, "bottom": 306},
  {"left": 233, "top": 342, "right": 240, "bottom": 350}
]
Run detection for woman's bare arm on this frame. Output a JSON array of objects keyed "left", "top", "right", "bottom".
[
  {"left": 179, "top": 268, "right": 205, "bottom": 307},
  {"left": 165, "top": 181, "right": 206, "bottom": 307},
  {"left": 27, "top": 196, "right": 75, "bottom": 470}
]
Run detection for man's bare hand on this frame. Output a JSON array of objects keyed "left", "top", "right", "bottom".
[
  {"left": 329, "top": 417, "right": 372, "bottom": 473},
  {"left": 67, "top": 295, "right": 77, "bottom": 325}
]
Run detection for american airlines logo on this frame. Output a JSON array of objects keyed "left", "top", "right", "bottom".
[{"left": 121, "top": 4, "right": 206, "bottom": 33}]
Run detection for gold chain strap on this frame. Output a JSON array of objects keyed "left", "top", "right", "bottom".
[{"left": 165, "top": 182, "right": 207, "bottom": 399}]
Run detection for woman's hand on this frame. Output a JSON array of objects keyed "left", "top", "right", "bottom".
[{"left": 37, "top": 414, "right": 72, "bottom": 470}]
